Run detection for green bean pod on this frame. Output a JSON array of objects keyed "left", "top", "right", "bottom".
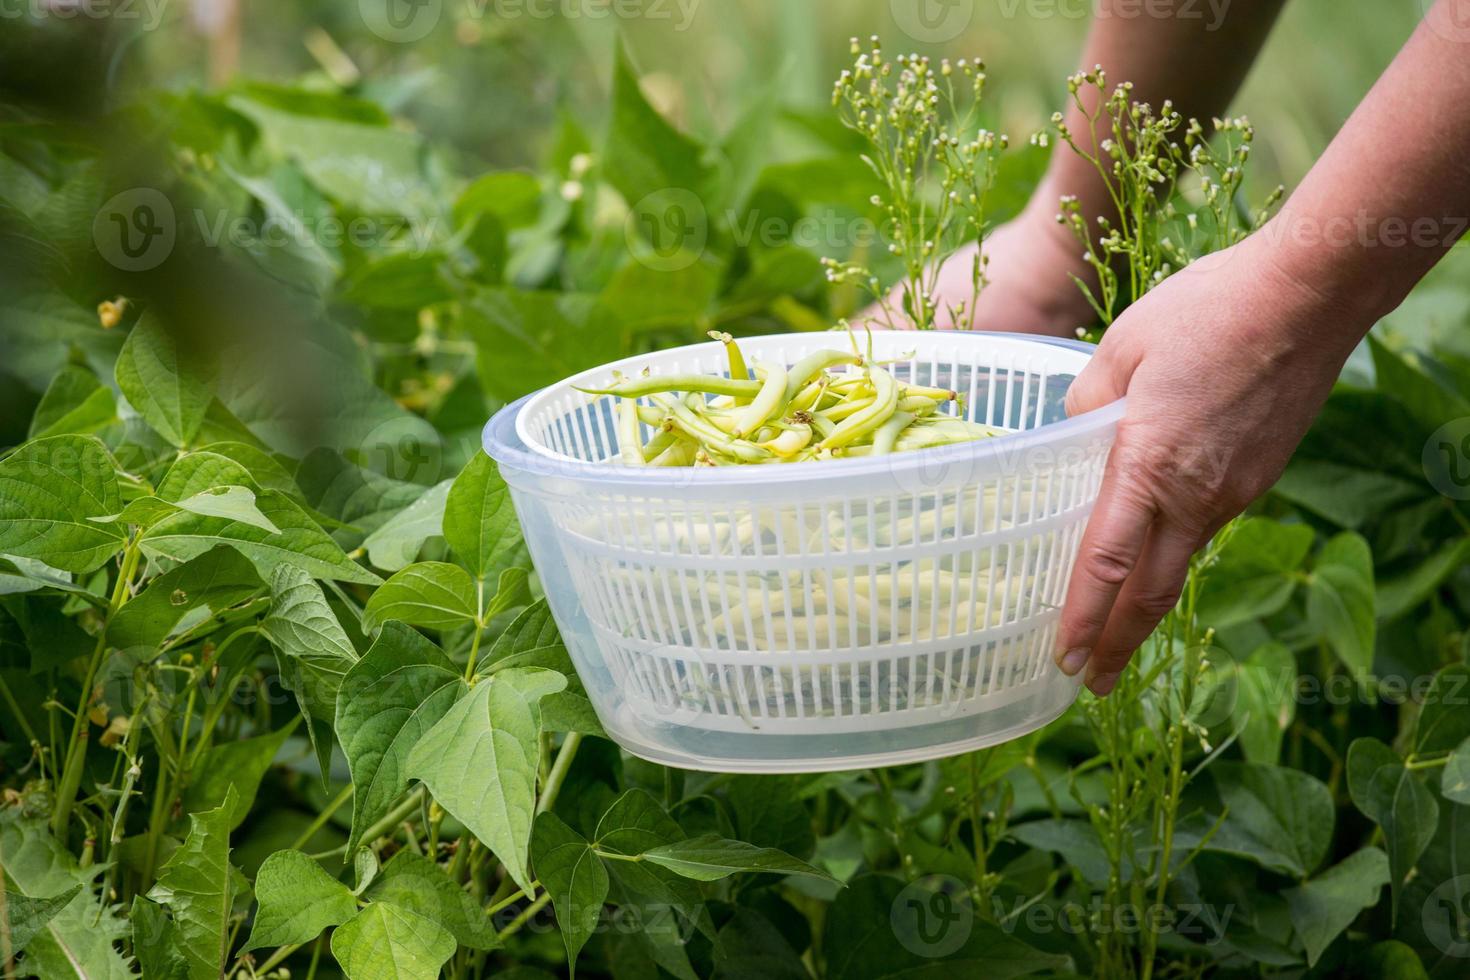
[
  {"left": 733, "top": 360, "right": 790, "bottom": 438},
  {"left": 870, "top": 410, "right": 917, "bottom": 455},
  {"left": 578, "top": 374, "right": 763, "bottom": 400},
  {"left": 820, "top": 366, "right": 900, "bottom": 449},
  {"left": 617, "top": 398, "right": 646, "bottom": 466},
  {"left": 783, "top": 349, "right": 863, "bottom": 403}
]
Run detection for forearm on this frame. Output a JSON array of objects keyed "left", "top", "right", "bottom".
[
  {"left": 1269, "top": 2, "right": 1470, "bottom": 332},
  {"left": 1029, "top": 0, "right": 1287, "bottom": 220}
]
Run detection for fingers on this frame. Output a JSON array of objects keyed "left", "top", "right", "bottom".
[
  {"left": 1054, "top": 462, "right": 1157, "bottom": 681},
  {"left": 1081, "top": 520, "right": 1202, "bottom": 696},
  {"left": 1064, "top": 340, "right": 1133, "bottom": 418}
]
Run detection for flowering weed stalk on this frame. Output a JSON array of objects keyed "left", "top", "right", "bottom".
[
  {"left": 824, "top": 36, "right": 1006, "bottom": 330},
  {"left": 1053, "top": 67, "right": 1283, "bottom": 326}
]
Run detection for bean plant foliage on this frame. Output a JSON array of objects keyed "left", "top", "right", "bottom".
[{"left": 0, "top": 25, "right": 1469, "bottom": 980}]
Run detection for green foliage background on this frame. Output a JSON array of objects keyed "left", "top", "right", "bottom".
[{"left": 0, "top": 2, "right": 1468, "bottom": 978}]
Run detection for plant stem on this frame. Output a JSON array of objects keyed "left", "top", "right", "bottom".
[
  {"left": 463, "top": 581, "right": 486, "bottom": 680},
  {"left": 290, "top": 783, "right": 355, "bottom": 852},
  {"left": 52, "top": 537, "right": 140, "bottom": 839},
  {"left": 536, "top": 733, "right": 582, "bottom": 816},
  {"left": 496, "top": 892, "right": 552, "bottom": 942}
]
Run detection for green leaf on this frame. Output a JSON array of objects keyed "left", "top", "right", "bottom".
[
  {"left": 364, "top": 851, "right": 500, "bottom": 951},
  {"left": 1284, "top": 847, "right": 1390, "bottom": 967},
  {"left": 263, "top": 563, "right": 359, "bottom": 739},
  {"left": 1363, "top": 940, "right": 1430, "bottom": 980},
  {"left": 443, "top": 452, "right": 520, "bottom": 582},
  {"left": 295, "top": 448, "right": 426, "bottom": 543},
  {"left": 1378, "top": 537, "right": 1470, "bottom": 621},
  {"left": 1231, "top": 643, "right": 1298, "bottom": 766},
  {"left": 1369, "top": 333, "right": 1470, "bottom": 435},
  {"left": 0, "top": 874, "right": 79, "bottom": 956},
  {"left": 129, "top": 896, "right": 191, "bottom": 980},
  {"left": 531, "top": 812, "right": 608, "bottom": 977},
  {"left": 1442, "top": 737, "right": 1470, "bottom": 804},
  {"left": 1415, "top": 664, "right": 1470, "bottom": 756},
  {"left": 146, "top": 787, "right": 237, "bottom": 980},
  {"left": 108, "top": 545, "right": 264, "bottom": 650},
  {"left": 405, "top": 667, "right": 566, "bottom": 892},
  {"left": 362, "top": 561, "right": 478, "bottom": 632},
  {"left": 1347, "top": 737, "right": 1439, "bottom": 920},
  {"left": 0, "top": 812, "right": 132, "bottom": 979},
  {"left": 1196, "top": 518, "right": 1313, "bottom": 628},
  {"left": 593, "top": 789, "right": 706, "bottom": 936},
  {"left": 1208, "top": 762, "right": 1334, "bottom": 878},
  {"left": 641, "top": 834, "right": 836, "bottom": 883},
  {"left": 115, "top": 315, "right": 215, "bottom": 448},
  {"left": 243, "top": 849, "right": 358, "bottom": 951},
  {"left": 29, "top": 363, "right": 116, "bottom": 440},
  {"left": 603, "top": 43, "right": 721, "bottom": 212},
  {"left": 540, "top": 691, "right": 606, "bottom": 738},
  {"left": 330, "top": 902, "right": 456, "bottom": 980},
  {"left": 1273, "top": 459, "right": 1428, "bottom": 529},
  {"left": 181, "top": 720, "right": 296, "bottom": 829},
  {"left": 823, "top": 875, "right": 1069, "bottom": 979},
  {"left": 0, "top": 434, "right": 125, "bottom": 573},
  {"left": 1306, "top": 532, "right": 1376, "bottom": 675},
  {"left": 361, "top": 479, "right": 452, "bottom": 573},
  {"left": 336, "top": 623, "right": 465, "bottom": 850},
  {"left": 142, "top": 487, "right": 380, "bottom": 585},
  {"left": 463, "top": 289, "right": 625, "bottom": 404},
  {"left": 480, "top": 599, "right": 569, "bottom": 677},
  {"left": 157, "top": 451, "right": 258, "bottom": 500}
]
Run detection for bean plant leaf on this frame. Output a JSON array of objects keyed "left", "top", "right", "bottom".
[
  {"left": 540, "top": 691, "right": 607, "bottom": 738},
  {"left": 823, "top": 875, "right": 1068, "bottom": 979},
  {"left": 1230, "top": 643, "right": 1297, "bottom": 766},
  {"left": 1208, "top": 762, "right": 1334, "bottom": 878},
  {"left": 1196, "top": 518, "right": 1313, "bottom": 628},
  {"left": 142, "top": 487, "right": 380, "bottom": 584},
  {"left": 1306, "top": 532, "right": 1376, "bottom": 676},
  {"left": 180, "top": 720, "right": 296, "bottom": 828},
  {"left": 642, "top": 834, "right": 837, "bottom": 883},
  {"left": 1347, "top": 737, "right": 1439, "bottom": 920},
  {"left": 0, "top": 874, "right": 79, "bottom": 956},
  {"left": 442, "top": 452, "right": 520, "bottom": 581},
  {"left": 480, "top": 598, "right": 572, "bottom": 678},
  {"left": 330, "top": 902, "right": 456, "bottom": 980},
  {"left": 244, "top": 849, "right": 358, "bottom": 951},
  {"left": 336, "top": 622, "right": 465, "bottom": 849},
  {"left": 29, "top": 363, "right": 116, "bottom": 440},
  {"left": 362, "top": 478, "right": 452, "bottom": 572},
  {"left": 146, "top": 787, "right": 237, "bottom": 980},
  {"left": 531, "top": 812, "right": 608, "bottom": 977},
  {"left": 365, "top": 851, "right": 500, "bottom": 951},
  {"left": 263, "top": 564, "right": 359, "bottom": 722},
  {"left": 114, "top": 315, "right": 216, "bottom": 447},
  {"left": 107, "top": 545, "right": 264, "bottom": 650},
  {"left": 594, "top": 789, "right": 707, "bottom": 935},
  {"left": 405, "top": 667, "right": 567, "bottom": 892},
  {"left": 362, "top": 561, "right": 478, "bottom": 632},
  {"left": 1284, "top": 847, "right": 1390, "bottom": 967},
  {"left": 157, "top": 451, "right": 258, "bottom": 500},
  {"left": 0, "top": 434, "right": 125, "bottom": 573},
  {"left": 1415, "top": 664, "right": 1470, "bottom": 757},
  {"left": 1442, "top": 737, "right": 1470, "bottom": 804}
]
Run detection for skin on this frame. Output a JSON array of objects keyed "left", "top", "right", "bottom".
[{"left": 910, "top": 0, "right": 1470, "bottom": 694}]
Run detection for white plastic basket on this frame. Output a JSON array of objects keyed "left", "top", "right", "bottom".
[{"left": 484, "top": 331, "right": 1123, "bottom": 772}]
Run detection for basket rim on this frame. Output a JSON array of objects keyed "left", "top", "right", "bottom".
[{"left": 483, "top": 330, "right": 1125, "bottom": 488}]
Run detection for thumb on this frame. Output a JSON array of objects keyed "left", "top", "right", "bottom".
[{"left": 1064, "top": 335, "right": 1137, "bottom": 418}]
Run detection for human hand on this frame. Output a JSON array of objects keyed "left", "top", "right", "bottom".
[
  {"left": 867, "top": 202, "right": 1100, "bottom": 336},
  {"left": 1055, "top": 231, "right": 1368, "bottom": 696}
]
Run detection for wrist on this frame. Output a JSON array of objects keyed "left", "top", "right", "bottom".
[{"left": 1258, "top": 206, "right": 1412, "bottom": 327}]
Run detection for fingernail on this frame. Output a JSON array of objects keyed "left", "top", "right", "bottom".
[
  {"left": 1087, "top": 672, "right": 1120, "bottom": 697},
  {"left": 1057, "top": 647, "right": 1089, "bottom": 676}
]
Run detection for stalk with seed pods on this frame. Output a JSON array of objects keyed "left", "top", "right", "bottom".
[{"left": 577, "top": 331, "right": 1003, "bottom": 467}]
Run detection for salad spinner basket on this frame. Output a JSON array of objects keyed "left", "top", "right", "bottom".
[{"left": 483, "top": 331, "right": 1122, "bottom": 772}]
